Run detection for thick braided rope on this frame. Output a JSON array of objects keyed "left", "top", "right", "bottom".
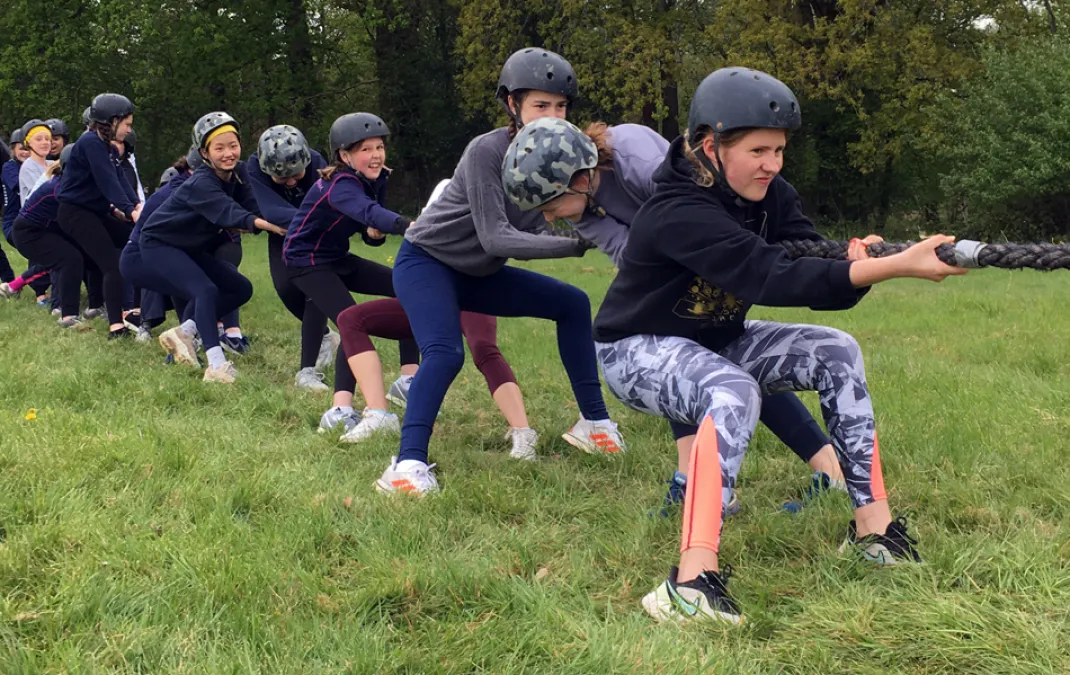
[{"left": 780, "top": 240, "right": 1070, "bottom": 270}]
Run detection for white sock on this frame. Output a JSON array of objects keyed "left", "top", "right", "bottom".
[
  {"left": 180, "top": 320, "right": 198, "bottom": 337},
  {"left": 206, "top": 346, "right": 227, "bottom": 368},
  {"left": 583, "top": 417, "right": 612, "bottom": 424},
  {"left": 225, "top": 328, "right": 242, "bottom": 338},
  {"left": 336, "top": 406, "right": 355, "bottom": 415},
  {"left": 396, "top": 459, "right": 427, "bottom": 472}
]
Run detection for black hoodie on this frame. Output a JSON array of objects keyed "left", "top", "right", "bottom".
[{"left": 593, "top": 137, "right": 868, "bottom": 353}]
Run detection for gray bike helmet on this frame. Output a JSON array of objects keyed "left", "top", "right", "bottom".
[
  {"left": 192, "top": 111, "right": 239, "bottom": 149},
  {"left": 159, "top": 166, "right": 180, "bottom": 185}
]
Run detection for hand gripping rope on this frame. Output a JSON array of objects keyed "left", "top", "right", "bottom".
[{"left": 780, "top": 240, "right": 1070, "bottom": 270}]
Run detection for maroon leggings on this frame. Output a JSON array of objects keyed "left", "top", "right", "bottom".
[{"left": 336, "top": 298, "right": 517, "bottom": 393}]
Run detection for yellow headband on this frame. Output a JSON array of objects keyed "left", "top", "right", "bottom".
[
  {"left": 26, "top": 126, "right": 52, "bottom": 142},
  {"left": 205, "top": 124, "right": 238, "bottom": 147}
]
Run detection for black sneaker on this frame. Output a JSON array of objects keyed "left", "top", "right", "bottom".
[
  {"left": 642, "top": 565, "right": 743, "bottom": 625},
  {"left": 108, "top": 327, "right": 132, "bottom": 340},
  {"left": 122, "top": 311, "right": 142, "bottom": 330},
  {"left": 220, "top": 334, "right": 249, "bottom": 355},
  {"left": 839, "top": 516, "right": 922, "bottom": 565}
]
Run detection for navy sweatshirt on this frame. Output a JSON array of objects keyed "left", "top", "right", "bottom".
[
  {"left": 593, "top": 136, "right": 868, "bottom": 353},
  {"left": 2, "top": 160, "right": 21, "bottom": 240},
  {"left": 283, "top": 166, "right": 410, "bottom": 268},
  {"left": 57, "top": 131, "right": 138, "bottom": 219},
  {"left": 247, "top": 149, "right": 327, "bottom": 228},
  {"left": 139, "top": 163, "right": 261, "bottom": 253},
  {"left": 130, "top": 171, "right": 191, "bottom": 244},
  {"left": 18, "top": 176, "right": 62, "bottom": 231}
]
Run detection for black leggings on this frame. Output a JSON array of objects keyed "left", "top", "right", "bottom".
[
  {"left": 290, "top": 255, "right": 419, "bottom": 394},
  {"left": 57, "top": 202, "right": 131, "bottom": 325},
  {"left": 12, "top": 217, "right": 84, "bottom": 317},
  {"left": 268, "top": 234, "right": 328, "bottom": 369},
  {"left": 0, "top": 237, "right": 14, "bottom": 282}
]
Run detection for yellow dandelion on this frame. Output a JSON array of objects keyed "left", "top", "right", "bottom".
[
  {"left": 386, "top": 256, "right": 395, "bottom": 264},
  {"left": 24, "top": 408, "right": 37, "bottom": 421}
]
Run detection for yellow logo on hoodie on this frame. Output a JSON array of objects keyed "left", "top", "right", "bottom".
[{"left": 673, "top": 276, "right": 748, "bottom": 322}]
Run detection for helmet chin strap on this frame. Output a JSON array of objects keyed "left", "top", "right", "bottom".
[{"left": 696, "top": 133, "right": 747, "bottom": 203}]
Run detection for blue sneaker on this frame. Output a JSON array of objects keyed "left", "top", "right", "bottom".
[
  {"left": 652, "top": 472, "right": 740, "bottom": 518},
  {"left": 782, "top": 470, "right": 848, "bottom": 514}
]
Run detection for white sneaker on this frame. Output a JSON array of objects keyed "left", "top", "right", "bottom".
[
  {"left": 0, "top": 282, "right": 20, "bottom": 299},
  {"left": 315, "top": 328, "right": 340, "bottom": 371},
  {"left": 375, "top": 457, "right": 439, "bottom": 495},
  {"left": 203, "top": 361, "right": 238, "bottom": 384},
  {"left": 340, "top": 409, "right": 400, "bottom": 443},
  {"left": 295, "top": 367, "right": 329, "bottom": 392},
  {"left": 386, "top": 375, "right": 414, "bottom": 408},
  {"left": 506, "top": 427, "right": 538, "bottom": 461},
  {"left": 562, "top": 418, "right": 626, "bottom": 455},
  {"left": 159, "top": 326, "right": 200, "bottom": 366},
  {"left": 318, "top": 406, "right": 361, "bottom": 434}
]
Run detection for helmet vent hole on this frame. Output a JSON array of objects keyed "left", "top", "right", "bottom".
[
  {"left": 769, "top": 101, "right": 780, "bottom": 112},
  {"left": 790, "top": 102, "right": 797, "bottom": 112},
  {"left": 546, "top": 72, "right": 554, "bottom": 80}
]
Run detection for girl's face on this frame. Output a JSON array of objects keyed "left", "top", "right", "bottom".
[
  {"left": 341, "top": 137, "right": 386, "bottom": 180},
  {"left": 13, "top": 143, "right": 30, "bottom": 162},
  {"left": 511, "top": 90, "right": 569, "bottom": 126},
  {"left": 27, "top": 130, "right": 52, "bottom": 159},
  {"left": 705, "top": 128, "right": 787, "bottom": 202},
  {"left": 113, "top": 115, "right": 133, "bottom": 142},
  {"left": 205, "top": 131, "right": 241, "bottom": 172},
  {"left": 50, "top": 136, "right": 65, "bottom": 156},
  {"left": 271, "top": 169, "right": 305, "bottom": 188},
  {"left": 537, "top": 171, "right": 591, "bottom": 223}
]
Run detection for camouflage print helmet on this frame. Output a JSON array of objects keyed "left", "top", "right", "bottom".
[
  {"left": 258, "top": 125, "right": 312, "bottom": 178},
  {"left": 502, "top": 117, "right": 597, "bottom": 211},
  {"left": 192, "top": 111, "right": 239, "bottom": 149}
]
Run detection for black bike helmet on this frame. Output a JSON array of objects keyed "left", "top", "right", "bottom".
[{"left": 495, "top": 48, "right": 578, "bottom": 126}]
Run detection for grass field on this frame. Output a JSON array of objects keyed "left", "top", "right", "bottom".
[{"left": 1, "top": 236, "right": 1068, "bottom": 674}]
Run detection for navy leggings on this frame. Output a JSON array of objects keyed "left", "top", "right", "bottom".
[
  {"left": 213, "top": 239, "right": 242, "bottom": 331},
  {"left": 668, "top": 391, "right": 829, "bottom": 463},
  {"left": 129, "top": 242, "right": 252, "bottom": 352},
  {"left": 392, "top": 239, "right": 609, "bottom": 464}
]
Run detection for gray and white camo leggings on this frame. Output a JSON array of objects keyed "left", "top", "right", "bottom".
[{"left": 596, "top": 321, "right": 887, "bottom": 511}]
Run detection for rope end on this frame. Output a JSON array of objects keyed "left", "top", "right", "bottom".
[{"left": 954, "top": 240, "right": 986, "bottom": 268}]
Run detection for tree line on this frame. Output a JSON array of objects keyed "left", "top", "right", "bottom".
[{"left": 1, "top": 0, "right": 1066, "bottom": 240}]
